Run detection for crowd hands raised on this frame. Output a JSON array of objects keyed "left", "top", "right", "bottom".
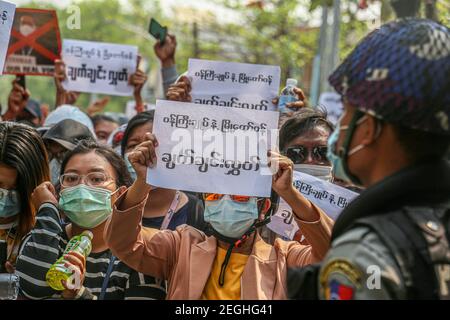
[{"left": 1, "top": 17, "right": 450, "bottom": 302}]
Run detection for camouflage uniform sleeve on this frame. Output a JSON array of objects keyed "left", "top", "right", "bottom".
[{"left": 318, "top": 226, "right": 407, "bottom": 300}]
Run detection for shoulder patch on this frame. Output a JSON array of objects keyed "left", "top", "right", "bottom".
[{"left": 320, "top": 259, "right": 363, "bottom": 300}]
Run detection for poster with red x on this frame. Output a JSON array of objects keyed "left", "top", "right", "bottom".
[{"left": 3, "top": 8, "right": 61, "bottom": 76}]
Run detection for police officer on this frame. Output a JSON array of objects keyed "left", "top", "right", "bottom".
[{"left": 316, "top": 18, "right": 450, "bottom": 299}]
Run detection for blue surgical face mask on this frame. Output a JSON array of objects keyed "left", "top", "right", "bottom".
[
  {"left": 59, "top": 184, "right": 116, "bottom": 229},
  {"left": 327, "top": 114, "right": 368, "bottom": 183},
  {"left": 0, "top": 188, "right": 20, "bottom": 218},
  {"left": 204, "top": 196, "right": 258, "bottom": 239}
]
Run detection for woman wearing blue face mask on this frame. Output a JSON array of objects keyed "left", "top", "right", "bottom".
[
  {"left": 15, "top": 140, "right": 166, "bottom": 300},
  {"left": 121, "top": 111, "right": 207, "bottom": 233},
  {"left": 104, "top": 133, "right": 334, "bottom": 300},
  {"left": 0, "top": 122, "right": 50, "bottom": 274}
]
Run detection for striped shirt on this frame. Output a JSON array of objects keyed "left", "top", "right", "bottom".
[{"left": 15, "top": 203, "right": 166, "bottom": 300}]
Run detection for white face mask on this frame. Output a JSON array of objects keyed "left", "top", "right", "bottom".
[
  {"left": 294, "top": 164, "right": 333, "bottom": 182},
  {"left": 20, "top": 25, "right": 36, "bottom": 37}
]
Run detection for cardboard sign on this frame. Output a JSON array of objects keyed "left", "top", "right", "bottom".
[
  {"left": 0, "top": 1, "right": 15, "bottom": 75},
  {"left": 188, "top": 59, "right": 281, "bottom": 112},
  {"left": 61, "top": 39, "right": 138, "bottom": 96},
  {"left": 4, "top": 8, "right": 61, "bottom": 76},
  {"left": 147, "top": 100, "right": 279, "bottom": 197},
  {"left": 267, "top": 171, "right": 359, "bottom": 239},
  {"left": 318, "top": 92, "right": 344, "bottom": 125}
]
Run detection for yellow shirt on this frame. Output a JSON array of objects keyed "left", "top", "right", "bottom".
[{"left": 201, "top": 247, "right": 250, "bottom": 300}]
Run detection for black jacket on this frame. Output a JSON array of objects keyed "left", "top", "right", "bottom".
[{"left": 332, "top": 159, "right": 450, "bottom": 240}]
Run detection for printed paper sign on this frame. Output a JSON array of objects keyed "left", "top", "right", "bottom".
[
  {"left": 318, "top": 92, "right": 344, "bottom": 125},
  {"left": 0, "top": 1, "right": 15, "bottom": 75},
  {"left": 188, "top": 59, "right": 281, "bottom": 112},
  {"left": 62, "top": 39, "right": 138, "bottom": 96},
  {"left": 268, "top": 171, "right": 358, "bottom": 239},
  {"left": 4, "top": 8, "right": 61, "bottom": 76},
  {"left": 147, "top": 100, "right": 279, "bottom": 197}
]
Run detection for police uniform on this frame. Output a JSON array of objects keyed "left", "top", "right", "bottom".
[{"left": 316, "top": 18, "right": 450, "bottom": 300}]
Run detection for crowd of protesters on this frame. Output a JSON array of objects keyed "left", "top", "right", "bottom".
[{"left": 0, "top": 16, "right": 449, "bottom": 301}]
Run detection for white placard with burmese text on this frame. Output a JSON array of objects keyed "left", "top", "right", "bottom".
[
  {"left": 62, "top": 39, "right": 138, "bottom": 96},
  {"left": 188, "top": 59, "right": 281, "bottom": 112},
  {"left": 0, "top": 1, "right": 15, "bottom": 75},
  {"left": 267, "top": 171, "right": 359, "bottom": 240},
  {"left": 147, "top": 100, "right": 279, "bottom": 197}
]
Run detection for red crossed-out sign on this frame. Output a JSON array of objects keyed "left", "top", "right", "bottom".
[{"left": 4, "top": 8, "right": 61, "bottom": 76}]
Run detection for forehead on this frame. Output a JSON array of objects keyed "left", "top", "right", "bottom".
[
  {"left": 64, "top": 151, "right": 116, "bottom": 177},
  {"left": 95, "top": 120, "right": 119, "bottom": 132},
  {"left": 286, "top": 126, "right": 330, "bottom": 149},
  {"left": 0, "top": 162, "right": 18, "bottom": 188}
]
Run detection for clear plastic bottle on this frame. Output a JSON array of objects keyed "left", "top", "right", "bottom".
[
  {"left": 46, "top": 230, "right": 93, "bottom": 291},
  {"left": 278, "top": 78, "right": 298, "bottom": 113},
  {"left": 0, "top": 273, "right": 19, "bottom": 300}
]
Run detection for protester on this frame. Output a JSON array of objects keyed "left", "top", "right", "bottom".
[
  {"left": 42, "top": 104, "right": 96, "bottom": 136},
  {"left": 103, "top": 130, "right": 333, "bottom": 299},
  {"left": 0, "top": 122, "right": 50, "bottom": 273},
  {"left": 2, "top": 78, "right": 30, "bottom": 122},
  {"left": 154, "top": 34, "right": 178, "bottom": 94},
  {"left": 91, "top": 114, "right": 119, "bottom": 145},
  {"left": 279, "top": 107, "right": 334, "bottom": 181},
  {"left": 54, "top": 59, "right": 80, "bottom": 108},
  {"left": 289, "top": 18, "right": 450, "bottom": 300},
  {"left": 42, "top": 119, "right": 95, "bottom": 186},
  {"left": 120, "top": 111, "right": 206, "bottom": 231},
  {"left": 15, "top": 140, "right": 166, "bottom": 300},
  {"left": 15, "top": 99, "right": 42, "bottom": 128}
]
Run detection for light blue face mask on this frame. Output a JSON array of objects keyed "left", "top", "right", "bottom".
[
  {"left": 124, "top": 154, "right": 137, "bottom": 182},
  {"left": 327, "top": 114, "right": 368, "bottom": 184},
  {"left": 204, "top": 196, "right": 258, "bottom": 239},
  {"left": 59, "top": 184, "right": 116, "bottom": 229},
  {"left": 0, "top": 188, "right": 20, "bottom": 218}
]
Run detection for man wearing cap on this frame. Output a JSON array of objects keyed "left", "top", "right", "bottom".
[
  {"left": 43, "top": 119, "right": 95, "bottom": 186},
  {"left": 15, "top": 99, "right": 42, "bottom": 127},
  {"left": 311, "top": 19, "right": 450, "bottom": 300}
]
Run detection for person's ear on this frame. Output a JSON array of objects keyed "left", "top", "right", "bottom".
[{"left": 360, "top": 115, "right": 379, "bottom": 146}]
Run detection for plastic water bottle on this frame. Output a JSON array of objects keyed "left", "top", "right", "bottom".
[
  {"left": 46, "top": 230, "right": 93, "bottom": 291},
  {"left": 0, "top": 273, "right": 19, "bottom": 300},
  {"left": 278, "top": 78, "right": 298, "bottom": 113}
]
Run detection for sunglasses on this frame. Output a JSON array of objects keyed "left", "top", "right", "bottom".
[
  {"left": 203, "top": 193, "right": 253, "bottom": 203},
  {"left": 285, "top": 145, "right": 329, "bottom": 165}
]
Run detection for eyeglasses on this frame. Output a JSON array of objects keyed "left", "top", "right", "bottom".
[
  {"left": 60, "top": 172, "right": 113, "bottom": 188},
  {"left": 285, "top": 145, "right": 329, "bottom": 165},
  {"left": 203, "top": 193, "right": 253, "bottom": 203}
]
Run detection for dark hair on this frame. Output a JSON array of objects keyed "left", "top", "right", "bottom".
[
  {"left": 279, "top": 107, "right": 334, "bottom": 151},
  {"left": 121, "top": 110, "right": 155, "bottom": 157},
  {"left": 91, "top": 114, "right": 119, "bottom": 127},
  {"left": 61, "top": 140, "right": 132, "bottom": 188},
  {"left": 394, "top": 125, "right": 450, "bottom": 163},
  {"left": 0, "top": 122, "right": 50, "bottom": 238}
]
